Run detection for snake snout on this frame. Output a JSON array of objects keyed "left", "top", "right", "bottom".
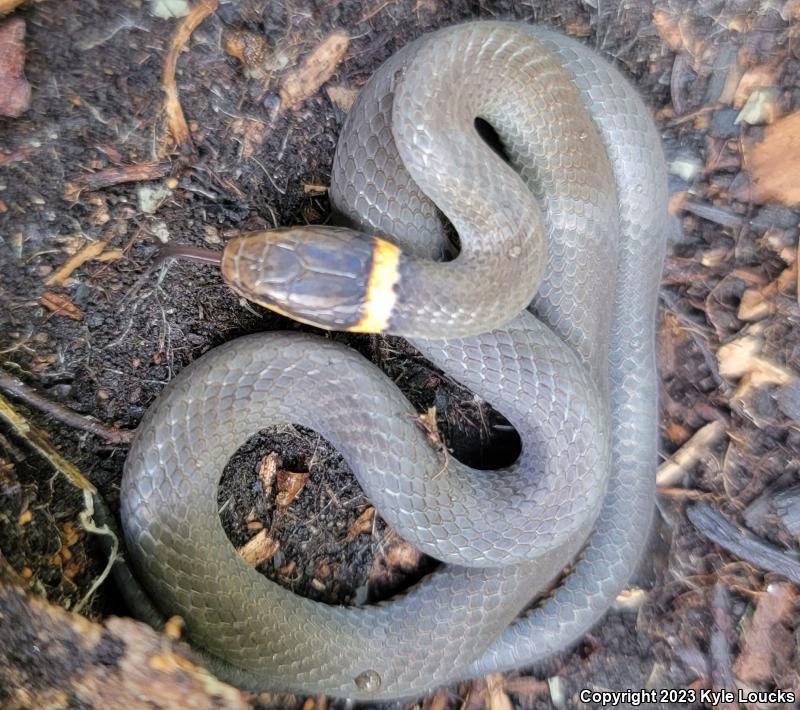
[{"left": 221, "top": 226, "right": 401, "bottom": 333}]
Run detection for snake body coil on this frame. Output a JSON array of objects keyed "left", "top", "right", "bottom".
[{"left": 121, "top": 22, "right": 667, "bottom": 700}]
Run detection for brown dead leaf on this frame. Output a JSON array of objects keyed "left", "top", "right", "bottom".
[
  {"left": 257, "top": 452, "right": 279, "bottom": 498},
  {"left": 237, "top": 529, "right": 279, "bottom": 567},
  {"left": 345, "top": 507, "right": 374, "bottom": 542},
  {"left": 40, "top": 292, "right": 83, "bottom": 321},
  {"left": 733, "top": 582, "right": 797, "bottom": 684},
  {"left": 743, "top": 110, "right": 800, "bottom": 205},
  {"left": 276, "top": 470, "right": 309, "bottom": 506},
  {"left": 280, "top": 32, "right": 349, "bottom": 110}
]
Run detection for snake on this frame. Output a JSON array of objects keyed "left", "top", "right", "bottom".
[{"left": 120, "top": 21, "right": 667, "bottom": 701}]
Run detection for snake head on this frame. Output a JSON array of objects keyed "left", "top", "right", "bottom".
[{"left": 221, "top": 227, "right": 401, "bottom": 333}]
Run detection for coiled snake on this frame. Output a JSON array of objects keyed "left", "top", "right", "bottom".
[{"left": 120, "top": 21, "right": 667, "bottom": 701}]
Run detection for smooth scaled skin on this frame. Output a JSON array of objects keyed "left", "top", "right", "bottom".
[{"left": 120, "top": 21, "right": 668, "bottom": 701}]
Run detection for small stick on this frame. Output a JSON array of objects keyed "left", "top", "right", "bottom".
[
  {"left": 68, "top": 162, "right": 172, "bottom": 193},
  {"left": 0, "top": 370, "right": 134, "bottom": 445},
  {"left": 0, "top": 392, "right": 97, "bottom": 492},
  {"left": 46, "top": 240, "right": 108, "bottom": 286},
  {"left": 162, "top": 0, "right": 219, "bottom": 155}
]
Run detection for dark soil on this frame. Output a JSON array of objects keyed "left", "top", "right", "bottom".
[{"left": 2, "top": 0, "right": 800, "bottom": 708}]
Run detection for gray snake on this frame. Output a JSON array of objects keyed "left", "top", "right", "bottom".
[{"left": 120, "top": 21, "right": 667, "bottom": 700}]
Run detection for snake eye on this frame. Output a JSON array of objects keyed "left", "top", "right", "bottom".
[{"left": 221, "top": 227, "right": 400, "bottom": 333}]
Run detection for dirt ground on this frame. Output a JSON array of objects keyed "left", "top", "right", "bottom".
[{"left": 1, "top": 0, "right": 799, "bottom": 708}]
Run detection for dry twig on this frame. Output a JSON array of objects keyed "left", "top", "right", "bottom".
[
  {"left": 0, "top": 370, "right": 134, "bottom": 445},
  {"left": 67, "top": 162, "right": 172, "bottom": 197},
  {"left": 162, "top": 0, "right": 219, "bottom": 155}
]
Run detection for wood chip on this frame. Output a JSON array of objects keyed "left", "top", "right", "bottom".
[
  {"left": 737, "top": 264, "right": 795, "bottom": 321},
  {"left": 733, "top": 582, "right": 797, "bottom": 684},
  {"left": 46, "top": 240, "right": 108, "bottom": 286},
  {"left": 0, "top": 586, "right": 247, "bottom": 708},
  {"left": 717, "top": 331, "right": 795, "bottom": 397},
  {"left": 257, "top": 452, "right": 279, "bottom": 498},
  {"left": 39, "top": 292, "right": 84, "bottom": 321},
  {"left": 0, "top": 1, "right": 27, "bottom": 15},
  {"left": 303, "top": 183, "right": 328, "bottom": 195},
  {"left": 0, "top": 17, "right": 30, "bottom": 117},
  {"left": 736, "top": 86, "right": 780, "bottom": 126},
  {"left": 656, "top": 420, "right": 727, "bottom": 488},
  {"left": 345, "top": 506, "right": 374, "bottom": 542},
  {"left": 743, "top": 110, "right": 800, "bottom": 205},
  {"left": 733, "top": 62, "right": 782, "bottom": 108},
  {"left": 280, "top": 32, "right": 349, "bottom": 111},
  {"left": 325, "top": 85, "right": 358, "bottom": 113},
  {"left": 737, "top": 289, "right": 772, "bottom": 322},
  {"left": 237, "top": 529, "right": 279, "bottom": 567},
  {"left": 486, "top": 674, "right": 513, "bottom": 710},
  {"left": 275, "top": 470, "right": 309, "bottom": 507},
  {"left": 653, "top": 9, "right": 702, "bottom": 55}
]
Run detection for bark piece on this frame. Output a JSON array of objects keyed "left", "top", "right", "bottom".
[
  {"left": 0, "top": 18, "right": 30, "bottom": 117},
  {"left": 0, "top": 584, "right": 247, "bottom": 709}
]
